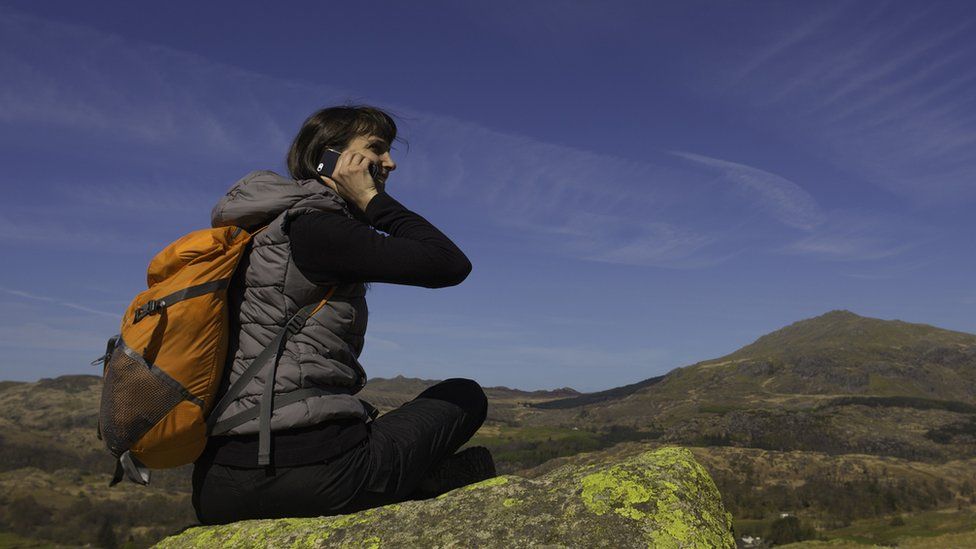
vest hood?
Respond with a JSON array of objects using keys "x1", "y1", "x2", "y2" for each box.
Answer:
[
  {"x1": 211, "y1": 170, "x2": 349, "y2": 230},
  {"x1": 209, "y1": 170, "x2": 371, "y2": 435}
]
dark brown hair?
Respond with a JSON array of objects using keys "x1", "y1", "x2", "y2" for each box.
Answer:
[{"x1": 286, "y1": 105, "x2": 399, "y2": 181}]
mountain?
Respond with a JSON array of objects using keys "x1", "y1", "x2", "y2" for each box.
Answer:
[
  {"x1": 518, "y1": 310, "x2": 976, "y2": 463},
  {"x1": 0, "y1": 373, "x2": 581, "y2": 546},
  {"x1": 714, "y1": 309, "x2": 976, "y2": 398},
  {"x1": 530, "y1": 375, "x2": 666, "y2": 410},
  {"x1": 536, "y1": 310, "x2": 976, "y2": 409},
  {"x1": 357, "y1": 374, "x2": 580, "y2": 415},
  {"x1": 0, "y1": 374, "x2": 195, "y2": 548},
  {"x1": 2, "y1": 310, "x2": 975, "y2": 546}
]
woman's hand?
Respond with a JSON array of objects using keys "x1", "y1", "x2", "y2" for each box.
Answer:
[{"x1": 321, "y1": 149, "x2": 381, "y2": 211}]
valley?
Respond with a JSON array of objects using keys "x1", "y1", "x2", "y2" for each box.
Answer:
[{"x1": 2, "y1": 310, "x2": 975, "y2": 547}]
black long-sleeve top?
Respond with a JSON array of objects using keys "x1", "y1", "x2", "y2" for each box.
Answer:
[
  {"x1": 204, "y1": 192, "x2": 471, "y2": 467},
  {"x1": 290, "y1": 191, "x2": 471, "y2": 287}
]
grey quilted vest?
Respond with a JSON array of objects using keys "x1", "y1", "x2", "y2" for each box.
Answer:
[{"x1": 209, "y1": 170, "x2": 371, "y2": 436}]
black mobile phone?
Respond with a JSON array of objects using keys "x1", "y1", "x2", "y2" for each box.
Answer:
[{"x1": 316, "y1": 148, "x2": 379, "y2": 180}]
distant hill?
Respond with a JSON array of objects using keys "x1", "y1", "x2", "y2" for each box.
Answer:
[
  {"x1": 530, "y1": 374, "x2": 666, "y2": 409},
  {"x1": 358, "y1": 374, "x2": 579, "y2": 414},
  {"x1": 0, "y1": 372, "x2": 581, "y2": 547},
  {"x1": 663, "y1": 309, "x2": 976, "y2": 401},
  {"x1": 530, "y1": 310, "x2": 976, "y2": 411},
  {"x1": 3, "y1": 310, "x2": 975, "y2": 546},
  {"x1": 0, "y1": 373, "x2": 194, "y2": 548},
  {"x1": 352, "y1": 375, "x2": 580, "y2": 428},
  {"x1": 520, "y1": 311, "x2": 976, "y2": 462},
  {"x1": 727, "y1": 309, "x2": 976, "y2": 361}
]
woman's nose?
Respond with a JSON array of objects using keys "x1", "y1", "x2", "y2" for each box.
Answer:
[{"x1": 383, "y1": 153, "x2": 396, "y2": 172}]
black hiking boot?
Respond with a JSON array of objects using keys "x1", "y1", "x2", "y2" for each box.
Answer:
[{"x1": 411, "y1": 446, "x2": 497, "y2": 499}]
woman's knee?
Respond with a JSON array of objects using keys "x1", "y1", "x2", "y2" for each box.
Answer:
[{"x1": 416, "y1": 378, "x2": 487, "y2": 423}]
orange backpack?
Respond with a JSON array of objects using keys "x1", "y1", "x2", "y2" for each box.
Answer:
[
  {"x1": 95, "y1": 226, "x2": 255, "y2": 485},
  {"x1": 97, "y1": 223, "x2": 339, "y2": 485}
]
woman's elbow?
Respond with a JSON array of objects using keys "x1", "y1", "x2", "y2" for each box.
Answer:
[
  {"x1": 429, "y1": 256, "x2": 471, "y2": 288},
  {"x1": 455, "y1": 256, "x2": 473, "y2": 284},
  {"x1": 446, "y1": 256, "x2": 472, "y2": 287}
]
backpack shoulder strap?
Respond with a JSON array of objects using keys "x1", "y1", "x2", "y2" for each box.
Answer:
[{"x1": 207, "y1": 288, "x2": 336, "y2": 465}]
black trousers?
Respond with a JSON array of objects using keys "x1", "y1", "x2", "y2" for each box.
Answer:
[{"x1": 192, "y1": 378, "x2": 488, "y2": 525}]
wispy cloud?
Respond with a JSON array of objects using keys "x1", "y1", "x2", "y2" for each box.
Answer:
[
  {"x1": 818, "y1": 20, "x2": 974, "y2": 110},
  {"x1": 780, "y1": 210, "x2": 925, "y2": 261},
  {"x1": 0, "y1": 7, "x2": 316, "y2": 161},
  {"x1": 731, "y1": 4, "x2": 848, "y2": 84},
  {"x1": 47, "y1": 176, "x2": 223, "y2": 216},
  {"x1": 1, "y1": 7, "x2": 726, "y2": 270},
  {"x1": 6, "y1": 5, "x2": 913, "y2": 273},
  {"x1": 499, "y1": 214, "x2": 727, "y2": 269},
  {"x1": 785, "y1": 232, "x2": 911, "y2": 261},
  {"x1": 0, "y1": 213, "x2": 164, "y2": 253},
  {"x1": 389, "y1": 116, "x2": 738, "y2": 268},
  {"x1": 709, "y1": 4, "x2": 976, "y2": 205},
  {"x1": 0, "y1": 286, "x2": 119, "y2": 318},
  {"x1": 671, "y1": 151, "x2": 824, "y2": 231}
]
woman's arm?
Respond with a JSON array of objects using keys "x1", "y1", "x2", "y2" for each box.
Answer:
[{"x1": 289, "y1": 192, "x2": 472, "y2": 288}]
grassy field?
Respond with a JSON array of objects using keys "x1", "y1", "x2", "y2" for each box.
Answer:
[
  {"x1": 783, "y1": 530, "x2": 976, "y2": 548},
  {"x1": 0, "y1": 531, "x2": 75, "y2": 548},
  {"x1": 778, "y1": 506, "x2": 976, "y2": 548},
  {"x1": 465, "y1": 425, "x2": 609, "y2": 473}
]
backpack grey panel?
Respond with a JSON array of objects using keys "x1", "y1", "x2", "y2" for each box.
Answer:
[
  {"x1": 210, "y1": 170, "x2": 372, "y2": 435},
  {"x1": 212, "y1": 171, "x2": 310, "y2": 231}
]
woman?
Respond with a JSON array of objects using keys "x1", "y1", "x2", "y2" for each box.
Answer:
[{"x1": 192, "y1": 105, "x2": 496, "y2": 525}]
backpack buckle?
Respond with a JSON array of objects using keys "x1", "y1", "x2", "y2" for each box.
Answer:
[
  {"x1": 285, "y1": 315, "x2": 305, "y2": 336},
  {"x1": 133, "y1": 299, "x2": 166, "y2": 323}
]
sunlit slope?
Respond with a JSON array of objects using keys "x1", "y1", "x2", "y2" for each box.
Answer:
[
  {"x1": 715, "y1": 309, "x2": 976, "y2": 397},
  {"x1": 532, "y1": 310, "x2": 976, "y2": 411},
  {"x1": 521, "y1": 311, "x2": 976, "y2": 462}
]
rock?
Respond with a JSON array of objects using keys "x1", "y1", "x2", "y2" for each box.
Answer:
[{"x1": 155, "y1": 446, "x2": 734, "y2": 548}]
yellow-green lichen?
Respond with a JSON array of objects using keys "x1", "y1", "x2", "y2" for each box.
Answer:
[
  {"x1": 329, "y1": 511, "x2": 374, "y2": 530},
  {"x1": 463, "y1": 475, "x2": 509, "y2": 491},
  {"x1": 186, "y1": 527, "x2": 217, "y2": 547},
  {"x1": 154, "y1": 446, "x2": 735, "y2": 548},
  {"x1": 640, "y1": 448, "x2": 735, "y2": 548},
  {"x1": 316, "y1": 510, "x2": 377, "y2": 542},
  {"x1": 577, "y1": 447, "x2": 734, "y2": 547},
  {"x1": 291, "y1": 533, "x2": 325, "y2": 549},
  {"x1": 580, "y1": 465, "x2": 652, "y2": 520}
]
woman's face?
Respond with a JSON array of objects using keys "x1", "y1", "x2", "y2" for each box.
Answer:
[{"x1": 343, "y1": 133, "x2": 396, "y2": 193}]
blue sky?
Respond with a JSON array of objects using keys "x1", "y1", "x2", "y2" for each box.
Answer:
[{"x1": 1, "y1": 1, "x2": 974, "y2": 391}]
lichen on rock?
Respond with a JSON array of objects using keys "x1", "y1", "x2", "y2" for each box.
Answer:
[{"x1": 155, "y1": 446, "x2": 734, "y2": 548}]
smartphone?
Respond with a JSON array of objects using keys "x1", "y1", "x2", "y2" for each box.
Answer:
[{"x1": 316, "y1": 148, "x2": 379, "y2": 180}]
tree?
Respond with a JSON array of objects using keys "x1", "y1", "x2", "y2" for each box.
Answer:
[
  {"x1": 767, "y1": 516, "x2": 813, "y2": 545},
  {"x1": 96, "y1": 518, "x2": 118, "y2": 549}
]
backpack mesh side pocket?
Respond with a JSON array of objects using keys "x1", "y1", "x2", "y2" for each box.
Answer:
[{"x1": 99, "y1": 340, "x2": 187, "y2": 457}]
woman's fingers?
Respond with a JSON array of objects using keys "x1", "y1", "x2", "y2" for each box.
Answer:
[
  {"x1": 339, "y1": 151, "x2": 368, "y2": 174},
  {"x1": 325, "y1": 150, "x2": 379, "y2": 211},
  {"x1": 336, "y1": 152, "x2": 348, "y2": 172},
  {"x1": 352, "y1": 153, "x2": 367, "y2": 169}
]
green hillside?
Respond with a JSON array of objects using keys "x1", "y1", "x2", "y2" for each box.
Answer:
[
  {"x1": 725, "y1": 310, "x2": 976, "y2": 362},
  {"x1": 2, "y1": 310, "x2": 975, "y2": 546},
  {"x1": 0, "y1": 374, "x2": 582, "y2": 547}
]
